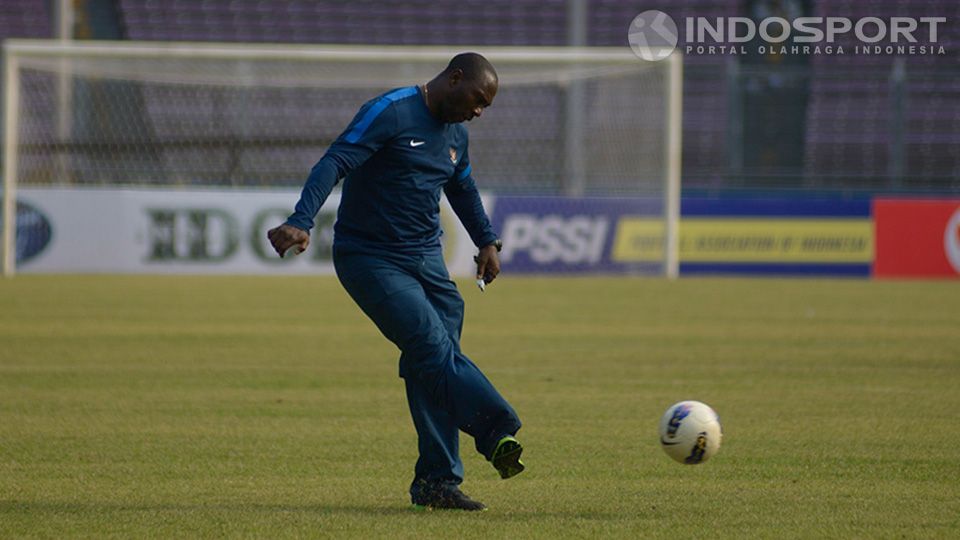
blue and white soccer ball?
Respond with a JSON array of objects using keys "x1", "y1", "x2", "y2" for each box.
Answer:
[{"x1": 658, "y1": 400, "x2": 722, "y2": 464}]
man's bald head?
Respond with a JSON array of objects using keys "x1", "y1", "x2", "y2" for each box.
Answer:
[
  {"x1": 442, "y1": 52, "x2": 498, "y2": 85},
  {"x1": 425, "y1": 53, "x2": 499, "y2": 124}
]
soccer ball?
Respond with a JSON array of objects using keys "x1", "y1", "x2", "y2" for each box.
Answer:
[{"x1": 658, "y1": 400, "x2": 722, "y2": 464}]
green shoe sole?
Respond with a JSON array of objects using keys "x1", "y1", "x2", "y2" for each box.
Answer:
[{"x1": 491, "y1": 436, "x2": 525, "y2": 479}]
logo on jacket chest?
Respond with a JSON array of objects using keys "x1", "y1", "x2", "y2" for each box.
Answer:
[{"x1": 403, "y1": 137, "x2": 458, "y2": 166}]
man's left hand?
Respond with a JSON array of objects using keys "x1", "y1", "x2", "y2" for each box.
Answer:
[{"x1": 475, "y1": 244, "x2": 500, "y2": 284}]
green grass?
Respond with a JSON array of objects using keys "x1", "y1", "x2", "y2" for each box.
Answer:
[{"x1": 1, "y1": 275, "x2": 959, "y2": 538}]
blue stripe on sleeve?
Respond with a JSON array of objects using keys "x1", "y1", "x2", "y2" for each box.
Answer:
[
  {"x1": 343, "y1": 86, "x2": 418, "y2": 144},
  {"x1": 456, "y1": 163, "x2": 472, "y2": 180}
]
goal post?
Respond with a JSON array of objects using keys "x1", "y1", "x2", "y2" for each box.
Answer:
[
  {"x1": 3, "y1": 50, "x2": 21, "y2": 278},
  {"x1": 665, "y1": 51, "x2": 683, "y2": 280},
  {"x1": 2, "y1": 40, "x2": 682, "y2": 277}
]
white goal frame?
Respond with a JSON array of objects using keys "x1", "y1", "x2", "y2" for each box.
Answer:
[{"x1": 2, "y1": 40, "x2": 681, "y2": 277}]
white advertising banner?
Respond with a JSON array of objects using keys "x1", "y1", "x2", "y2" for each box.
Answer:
[{"x1": 17, "y1": 187, "x2": 492, "y2": 276}]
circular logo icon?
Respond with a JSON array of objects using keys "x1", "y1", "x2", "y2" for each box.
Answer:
[
  {"x1": 944, "y1": 207, "x2": 960, "y2": 274},
  {"x1": 628, "y1": 10, "x2": 679, "y2": 62},
  {"x1": 16, "y1": 201, "x2": 53, "y2": 264}
]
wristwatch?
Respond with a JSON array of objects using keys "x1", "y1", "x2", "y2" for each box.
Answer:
[{"x1": 487, "y1": 238, "x2": 502, "y2": 252}]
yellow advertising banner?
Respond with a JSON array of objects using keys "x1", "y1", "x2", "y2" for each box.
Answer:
[{"x1": 612, "y1": 218, "x2": 874, "y2": 263}]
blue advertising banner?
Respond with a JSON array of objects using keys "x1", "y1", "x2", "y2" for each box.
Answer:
[
  {"x1": 490, "y1": 196, "x2": 663, "y2": 274},
  {"x1": 682, "y1": 197, "x2": 871, "y2": 217},
  {"x1": 489, "y1": 196, "x2": 874, "y2": 276}
]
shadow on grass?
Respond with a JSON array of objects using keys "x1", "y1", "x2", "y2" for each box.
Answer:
[
  {"x1": 0, "y1": 500, "x2": 415, "y2": 517},
  {"x1": 0, "y1": 499, "x2": 627, "y2": 520}
]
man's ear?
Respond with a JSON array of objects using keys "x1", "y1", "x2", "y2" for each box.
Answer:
[{"x1": 447, "y1": 68, "x2": 463, "y2": 87}]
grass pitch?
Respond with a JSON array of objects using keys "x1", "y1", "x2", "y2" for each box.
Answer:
[{"x1": 1, "y1": 275, "x2": 958, "y2": 538}]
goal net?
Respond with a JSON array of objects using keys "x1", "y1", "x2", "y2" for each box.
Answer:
[{"x1": 2, "y1": 41, "x2": 681, "y2": 276}]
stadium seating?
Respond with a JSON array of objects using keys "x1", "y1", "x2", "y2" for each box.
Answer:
[
  {"x1": 119, "y1": 0, "x2": 569, "y2": 45},
  {"x1": 803, "y1": 0, "x2": 959, "y2": 189},
  {"x1": 0, "y1": 0, "x2": 52, "y2": 40}
]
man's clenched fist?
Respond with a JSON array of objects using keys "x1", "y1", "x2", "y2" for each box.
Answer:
[{"x1": 267, "y1": 224, "x2": 310, "y2": 258}]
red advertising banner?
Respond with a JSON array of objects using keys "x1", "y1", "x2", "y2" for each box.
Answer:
[{"x1": 874, "y1": 199, "x2": 960, "y2": 278}]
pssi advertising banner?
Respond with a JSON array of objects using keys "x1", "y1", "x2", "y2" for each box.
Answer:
[
  {"x1": 490, "y1": 196, "x2": 874, "y2": 276},
  {"x1": 873, "y1": 199, "x2": 960, "y2": 278},
  {"x1": 491, "y1": 197, "x2": 664, "y2": 274}
]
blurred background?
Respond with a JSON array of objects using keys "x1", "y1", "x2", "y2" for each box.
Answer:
[
  {"x1": 1, "y1": 0, "x2": 958, "y2": 277},
  {"x1": 3, "y1": 0, "x2": 957, "y2": 192}
]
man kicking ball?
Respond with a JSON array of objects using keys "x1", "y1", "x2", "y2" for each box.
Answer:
[{"x1": 267, "y1": 52, "x2": 524, "y2": 511}]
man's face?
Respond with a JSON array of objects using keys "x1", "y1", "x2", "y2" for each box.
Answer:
[{"x1": 442, "y1": 70, "x2": 497, "y2": 123}]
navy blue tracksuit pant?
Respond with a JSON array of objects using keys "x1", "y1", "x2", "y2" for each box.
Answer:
[{"x1": 333, "y1": 246, "x2": 521, "y2": 485}]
